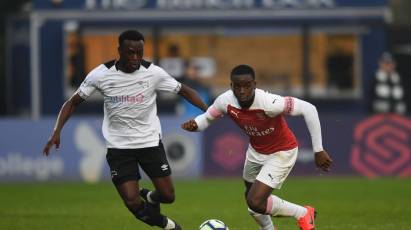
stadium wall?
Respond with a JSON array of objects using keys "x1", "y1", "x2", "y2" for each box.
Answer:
[
  {"x1": 1, "y1": 113, "x2": 410, "y2": 183},
  {"x1": 21, "y1": 0, "x2": 389, "y2": 118}
]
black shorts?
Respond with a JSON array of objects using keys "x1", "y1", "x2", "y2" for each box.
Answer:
[{"x1": 106, "y1": 142, "x2": 171, "y2": 185}]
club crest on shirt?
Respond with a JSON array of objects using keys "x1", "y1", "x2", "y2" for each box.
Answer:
[
  {"x1": 256, "y1": 112, "x2": 266, "y2": 119},
  {"x1": 137, "y1": 81, "x2": 149, "y2": 88}
]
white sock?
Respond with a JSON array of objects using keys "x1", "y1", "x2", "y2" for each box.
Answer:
[
  {"x1": 248, "y1": 208, "x2": 275, "y2": 230},
  {"x1": 147, "y1": 191, "x2": 157, "y2": 204},
  {"x1": 164, "y1": 218, "x2": 176, "y2": 230},
  {"x1": 266, "y1": 195, "x2": 307, "y2": 219}
]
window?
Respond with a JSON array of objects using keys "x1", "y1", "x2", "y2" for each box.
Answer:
[
  {"x1": 158, "y1": 27, "x2": 303, "y2": 96},
  {"x1": 309, "y1": 28, "x2": 361, "y2": 98}
]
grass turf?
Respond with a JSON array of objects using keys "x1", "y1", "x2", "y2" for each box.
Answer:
[{"x1": 0, "y1": 177, "x2": 410, "y2": 230}]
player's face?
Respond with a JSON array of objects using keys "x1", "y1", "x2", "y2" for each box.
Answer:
[
  {"x1": 118, "y1": 39, "x2": 144, "y2": 73},
  {"x1": 231, "y1": 74, "x2": 256, "y2": 104}
]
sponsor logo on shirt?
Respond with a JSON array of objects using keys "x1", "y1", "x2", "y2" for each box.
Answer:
[
  {"x1": 244, "y1": 125, "x2": 275, "y2": 137},
  {"x1": 108, "y1": 93, "x2": 145, "y2": 104}
]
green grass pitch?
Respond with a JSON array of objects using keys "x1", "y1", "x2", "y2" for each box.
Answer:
[{"x1": 1, "y1": 177, "x2": 410, "y2": 229}]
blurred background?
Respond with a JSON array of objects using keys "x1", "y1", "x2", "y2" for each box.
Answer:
[{"x1": 1, "y1": 1, "x2": 411, "y2": 229}]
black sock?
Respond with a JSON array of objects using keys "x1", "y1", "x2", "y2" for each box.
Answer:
[
  {"x1": 133, "y1": 201, "x2": 167, "y2": 227},
  {"x1": 150, "y1": 190, "x2": 161, "y2": 203}
]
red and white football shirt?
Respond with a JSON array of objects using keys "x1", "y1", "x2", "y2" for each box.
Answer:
[{"x1": 208, "y1": 89, "x2": 298, "y2": 155}]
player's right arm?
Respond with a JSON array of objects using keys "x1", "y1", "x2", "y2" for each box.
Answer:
[
  {"x1": 43, "y1": 66, "x2": 101, "y2": 156},
  {"x1": 181, "y1": 94, "x2": 226, "y2": 132},
  {"x1": 181, "y1": 106, "x2": 222, "y2": 132},
  {"x1": 43, "y1": 94, "x2": 84, "y2": 156}
]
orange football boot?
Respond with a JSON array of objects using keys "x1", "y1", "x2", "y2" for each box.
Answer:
[{"x1": 297, "y1": 206, "x2": 316, "y2": 230}]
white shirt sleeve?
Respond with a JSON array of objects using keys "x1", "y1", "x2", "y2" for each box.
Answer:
[
  {"x1": 76, "y1": 66, "x2": 101, "y2": 100},
  {"x1": 266, "y1": 94, "x2": 324, "y2": 153},
  {"x1": 155, "y1": 66, "x2": 182, "y2": 94},
  {"x1": 287, "y1": 97, "x2": 324, "y2": 152},
  {"x1": 194, "y1": 93, "x2": 227, "y2": 131}
]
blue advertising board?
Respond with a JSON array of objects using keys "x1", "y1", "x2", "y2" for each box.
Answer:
[
  {"x1": 202, "y1": 113, "x2": 411, "y2": 178},
  {"x1": 33, "y1": 0, "x2": 387, "y2": 10},
  {"x1": 1, "y1": 113, "x2": 410, "y2": 182},
  {"x1": 0, "y1": 116, "x2": 202, "y2": 182}
]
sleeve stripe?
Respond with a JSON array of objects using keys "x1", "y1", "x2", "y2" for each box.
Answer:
[
  {"x1": 284, "y1": 96, "x2": 294, "y2": 114},
  {"x1": 209, "y1": 106, "x2": 222, "y2": 118}
]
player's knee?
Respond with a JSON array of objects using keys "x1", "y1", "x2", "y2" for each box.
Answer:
[
  {"x1": 246, "y1": 195, "x2": 265, "y2": 214},
  {"x1": 123, "y1": 196, "x2": 142, "y2": 210}
]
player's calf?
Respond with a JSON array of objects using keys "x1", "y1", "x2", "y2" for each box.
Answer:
[
  {"x1": 141, "y1": 187, "x2": 175, "y2": 204},
  {"x1": 157, "y1": 188, "x2": 175, "y2": 204},
  {"x1": 246, "y1": 195, "x2": 267, "y2": 214}
]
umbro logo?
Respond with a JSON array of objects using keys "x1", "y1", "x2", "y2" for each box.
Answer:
[
  {"x1": 110, "y1": 170, "x2": 118, "y2": 178},
  {"x1": 161, "y1": 164, "x2": 169, "y2": 171}
]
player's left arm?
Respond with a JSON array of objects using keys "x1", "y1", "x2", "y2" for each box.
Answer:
[
  {"x1": 178, "y1": 84, "x2": 208, "y2": 112},
  {"x1": 285, "y1": 97, "x2": 333, "y2": 172},
  {"x1": 155, "y1": 66, "x2": 208, "y2": 112}
]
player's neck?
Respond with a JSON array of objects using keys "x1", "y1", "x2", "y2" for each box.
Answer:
[
  {"x1": 239, "y1": 94, "x2": 255, "y2": 109},
  {"x1": 116, "y1": 59, "x2": 139, "y2": 73}
]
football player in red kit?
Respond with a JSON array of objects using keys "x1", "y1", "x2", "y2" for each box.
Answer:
[{"x1": 182, "y1": 65, "x2": 332, "y2": 230}]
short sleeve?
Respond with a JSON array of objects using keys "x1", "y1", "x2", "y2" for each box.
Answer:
[
  {"x1": 155, "y1": 66, "x2": 182, "y2": 93},
  {"x1": 76, "y1": 68, "x2": 100, "y2": 99}
]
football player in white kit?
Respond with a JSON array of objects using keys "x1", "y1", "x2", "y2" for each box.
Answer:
[
  {"x1": 43, "y1": 30, "x2": 208, "y2": 230},
  {"x1": 182, "y1": 65, "x2": 333, "y2": 230}
]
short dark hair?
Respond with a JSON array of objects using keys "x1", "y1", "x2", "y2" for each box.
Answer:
[
  {"x1": 118, "y1": 30, "x2": 145, "y2": 46},
  {"x1": 380, "y1": 51, "x2": 395, "y2": 63},
  {"x1": 230, "y1": 64, "x2": 255, "y2": 80}
]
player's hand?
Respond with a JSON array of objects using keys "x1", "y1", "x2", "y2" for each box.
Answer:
[
  {"x1": 43, "y1": 132, "x2": 61, "y2": 156},
  {"x1": 181, "y1": 119, "x2": 198, "y2": 132},
  {"x1": 314, "y1": 150, "x2": 333, "y2": 172}
]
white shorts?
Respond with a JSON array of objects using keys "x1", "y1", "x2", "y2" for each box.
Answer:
[{"x1": 243, "y1": 147, "x2": 298, "y2": 189}]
